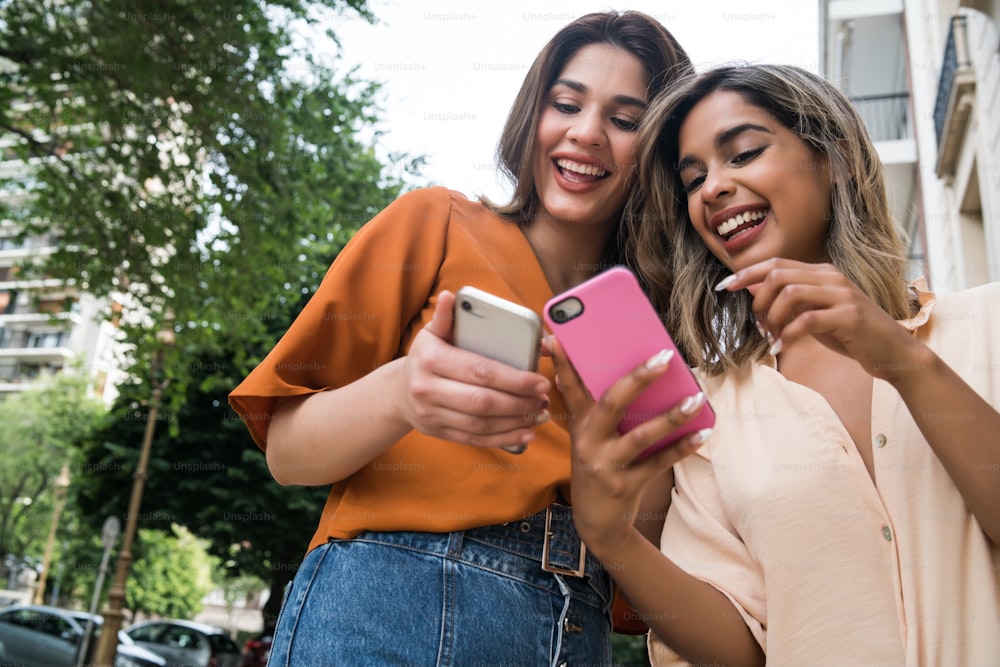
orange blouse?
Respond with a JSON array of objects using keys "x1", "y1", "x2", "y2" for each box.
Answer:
[{"x1": 229, "y1": 187, "x2": 574, "y2": 551}]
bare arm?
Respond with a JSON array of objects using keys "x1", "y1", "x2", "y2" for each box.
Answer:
[
  {"x1": 552, "y1": 339, "x2": 764, "y2": 666},
  {"x1": 727, "y1": 260, "x2": 1000, "y2": 543},
  {"x1": 633, "y1": 470, "x2": 672, "y2": 546},
  {"x1": 266, "y1": 291, "x2": 551, "y2": 486}
]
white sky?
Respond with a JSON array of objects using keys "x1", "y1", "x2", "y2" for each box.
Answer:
[{"x1": 328, "y1": 0, "x2": 821, "y2": 201}]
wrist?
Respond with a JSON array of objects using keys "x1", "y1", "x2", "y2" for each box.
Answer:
[
  {"x1": 581, "y1": 523, "x2": 647, "y2": 566},
  {"x1": 883, "y1": 339, "x2": 939, "y2": 394},
  {"x1": 382, "y1": 357, "x2": 418, "y2": 432}
]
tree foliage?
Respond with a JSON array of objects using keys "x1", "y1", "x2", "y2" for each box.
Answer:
[
  {"x1": 2, "y1": 0, "x2": 423, "y2": 627},
  {"x1": 73, "y1": 339, "x2": 328, "y2": 629},
  {"x1": 0, "y1": 370, "x2": 105, "y2": 561},
  {"x1": 0, "y1": 0, "x2": 417, "y2": 381},
  {"x1": 127, "y1": 525, "x2": 217, "y2": 620}
]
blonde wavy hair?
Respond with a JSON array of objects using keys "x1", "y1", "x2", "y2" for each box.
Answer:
[{"x1": 625, "y1": 64, "x2": 913, "y2": 375}]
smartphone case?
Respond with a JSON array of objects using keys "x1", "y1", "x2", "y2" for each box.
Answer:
[
  {"x1": 454, "y1": 286, "x2": 541, "y2": 371},
  {"x1": 544, "y1": 266, "x2": 714, "y2": 457}
]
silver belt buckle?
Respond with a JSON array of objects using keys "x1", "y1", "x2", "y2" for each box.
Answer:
[{"x1": 541, "y1": 504, "x2": 586, "y2": 577}]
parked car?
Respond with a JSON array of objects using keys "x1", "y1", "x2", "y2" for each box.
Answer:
[
  {"x1": 0, "y1": 603, "x2": 166, "y2": 667},
  {"x1": 239, "y1": 632, "x2": 272, "y2": 667},
  {"x1": 124, "y1": 619, "x2": 241, "y2": 667}
]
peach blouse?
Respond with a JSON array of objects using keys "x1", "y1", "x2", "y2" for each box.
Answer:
[{"x1": 651, "y1": 281, "x2": 1000, "y2": 666}]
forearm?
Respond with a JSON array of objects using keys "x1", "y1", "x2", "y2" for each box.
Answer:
[
  {"x1": 591, "y1": 529, "x2": 764, "y2": 667},
  {"x1": 633, "y1": 469, "x2": 672, "y2": 546},
  {"x1": 266, "y1": 358, "x2": 412, "y2": 486},
  {"x1": 891, "y1": 343, "x2": 1000, "y2": 542}
]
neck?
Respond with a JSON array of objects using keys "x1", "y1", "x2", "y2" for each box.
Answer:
[{"x1": 522, "y1": 217, "x2": 616, "y2": 294}]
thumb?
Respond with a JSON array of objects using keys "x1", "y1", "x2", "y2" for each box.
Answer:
[{"x1": 424, "y1": 290, "x2": 457, "y2": 341}]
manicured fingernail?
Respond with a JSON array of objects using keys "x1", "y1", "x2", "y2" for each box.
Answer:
[
  {"x1": 769, "y1": 338, "x2": 783, "y2": 356},
  {"x1": 645, "y1": 348, "x2": 674, "y2": 370},
  {"x1": 534, "y1": 410, "x2": 551, "y2": 425},
  {"x1": 679, "y1": 392, "x2": 705, "y2": 415},
  {"x1": 754, "y1": 317, "x2": 766, "y2": 337},
  {"x1": 714, "y1": 275, "x2": 737, "y2": 291},
  {"x1": 690, "y1": 428, "x2": 713, "y2": 446},
  {"x1": 538, "y1": 396, "x2": 550, "y2": 409},
  {"x1": 502, "y1": 443, "x2": 527, "y2": 454}
]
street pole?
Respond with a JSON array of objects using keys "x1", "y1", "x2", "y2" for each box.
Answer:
[
  {"x1": 91, "y1": 321, "x2": 173, "y2": 667},
  {"x1": 32, "y1": 465, "x2": 71, "y2": 605}
]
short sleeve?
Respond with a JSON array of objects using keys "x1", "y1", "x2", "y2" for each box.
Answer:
[
  {"x1": 228, "y1": 187, "x2": 454, "y2": 449},
  {"x1": 649, "y1": 448, "x2": 767, "y2": 662}
]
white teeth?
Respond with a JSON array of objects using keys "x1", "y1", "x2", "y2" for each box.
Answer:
[
  {"x1": 556, "y1": 158, "x2": 607, "y2": 177},
  {"x1": 716, "y1": 209, "x2": 767, "y2": 237}
]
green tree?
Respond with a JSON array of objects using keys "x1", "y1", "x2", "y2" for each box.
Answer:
[
  {"x1": 0, "y1": 371, "x2": 105, "y2": 561},
  {"x1": 0, "y1": 0, "x2": 417, "y2": 392},
  {"x1": 73, "y1": 340, "x2": 328, "y2": 630},
  {"x1": 127, "y1": 524, "x2": 217, "y2": 620}
]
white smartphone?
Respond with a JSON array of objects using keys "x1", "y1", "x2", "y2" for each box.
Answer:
[{"x1": 453, "y1": 286, "x2": 541, "y2": 371}]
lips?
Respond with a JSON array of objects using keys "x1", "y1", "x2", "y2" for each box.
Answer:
[
  {"x1": 716, "y1": 207, "x2": 769, "y2": 240},
  {"x1": 555, "y1": 157, "x2": 608, "y2": 183}
]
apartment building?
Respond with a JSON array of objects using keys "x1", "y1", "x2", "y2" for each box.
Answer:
[
  {"x1": 820, "y1": 0, "x2": 1000, "y2": 292},
  {"x1": 0, "y1": 124, "x2": 123, "y2": 404}
]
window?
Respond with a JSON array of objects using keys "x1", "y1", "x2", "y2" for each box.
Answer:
[
  {"x1": 26, "y1": 331, "x2": 67, "y2": 348},
  {"x1": 210, "y1": 634, "x2": 240, "y2": 653},
  {"x1": 127, "y1": 623, "x2": 163, "y2": 643},
  {"x1": 163, "y1": 626, "x2": 205, "y2": 650}
]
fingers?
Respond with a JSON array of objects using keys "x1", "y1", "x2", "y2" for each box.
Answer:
[
  {"x1": 424, "y1": 290, "x2": 457, "y2": 341},
  {"x1": 715, "y1": 261, "x2": 855, "y2": 347},
  {"x1": 569, "y1": 347, "x2": 710, "y2": 466},
  {"x1": 614, "y1": 389, "x2": 711, "y2": 465},
  {"x1": 548, "y1": 335, "x2": 594, "y2": 417}
]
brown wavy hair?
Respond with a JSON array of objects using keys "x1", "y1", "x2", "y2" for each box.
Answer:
[
  {"x1": 482, "y1": 11, "x2": 692, "y2": 262},
  {"x1": 625, "y1": 64, "x2": 913, "y2": 375}
]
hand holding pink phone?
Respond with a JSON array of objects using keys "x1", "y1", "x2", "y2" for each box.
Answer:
[{"x1": 544, "y1": 266, "x2": 714, "y2": 458}]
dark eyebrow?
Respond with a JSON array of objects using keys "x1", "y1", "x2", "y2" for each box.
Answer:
[
  {"x1": 552, "y1": 78, "x2": 647, "y2": 109},
  {"x1": 676, "y1": 122, "x2": 773, "y2": 173}
]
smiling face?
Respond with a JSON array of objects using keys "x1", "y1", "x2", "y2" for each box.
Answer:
[
  {"x1": 532, "y1": 43, "x2": 650, "y2": 232},
  {"x1": 677, "y1": 90, "x2": 833, "y2": 271}
]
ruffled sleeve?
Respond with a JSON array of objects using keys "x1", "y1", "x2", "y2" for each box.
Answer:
[{"x1": 898, "y1": 276, "x2": 936, "y2": 333}]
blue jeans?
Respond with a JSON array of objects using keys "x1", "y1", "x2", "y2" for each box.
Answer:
[{"x1": 267, "y1": 504, "x2": 613, "y2": 666}]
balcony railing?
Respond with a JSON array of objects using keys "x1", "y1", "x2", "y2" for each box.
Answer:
[
  {"x1": 934, "y1": 16, "x2": 976, "y2": 176},
  {"x1": 934, "y1": 17, "x2": 971, "y2": 143},
  {"x1": 850, "y1": 93, "x2": 911, "y2": 142}
]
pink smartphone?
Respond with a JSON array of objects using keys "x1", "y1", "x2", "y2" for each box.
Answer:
[{"x1": 544, "y1": 266, "x2": 714, "y2": 458}]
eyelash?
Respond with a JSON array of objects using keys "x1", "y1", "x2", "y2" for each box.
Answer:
[
  {"x1": 551, "y1": 102, "x2": 640, "y2": 132},
  {"x1": 681, "y1": 147, "x2": 767, "y2": 193}
]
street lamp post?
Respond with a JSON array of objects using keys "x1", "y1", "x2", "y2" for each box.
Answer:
[
  {"x1": 91, "y1": 319, "x2": 175, "y2": 667},
  {"x1": 31, "y1": 464, "x2": 71, "y2": 605}
]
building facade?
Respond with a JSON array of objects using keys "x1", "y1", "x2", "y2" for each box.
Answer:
[
  {"x1": 820, "y1": 0, "x2": 1000, "y2": 292},
  {"x1": 0, "y1": 127, "x2": 123, "y2": 404}
]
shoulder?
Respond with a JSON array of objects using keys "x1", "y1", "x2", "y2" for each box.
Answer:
[
  {"x1": 931, "y1": 282, "x2": 1000, "y2": 323},
  {"x1": 364, "y1": 187, "x2": 497, "y2": 232},
  {"x1": 389, "y1": 186, "x2": 480, "y2": 213}
]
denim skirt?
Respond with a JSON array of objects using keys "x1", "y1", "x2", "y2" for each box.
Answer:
[{"x1": 267, "y1": 503, "x2": 613, "y2": 666}]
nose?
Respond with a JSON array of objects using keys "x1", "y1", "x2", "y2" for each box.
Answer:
[
  {"x1": 699, "y1": 167, "x2": 734, "y2": 203},
  {"x1": 567, "y1": 109, "x2": 605, "y2": 148}
]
